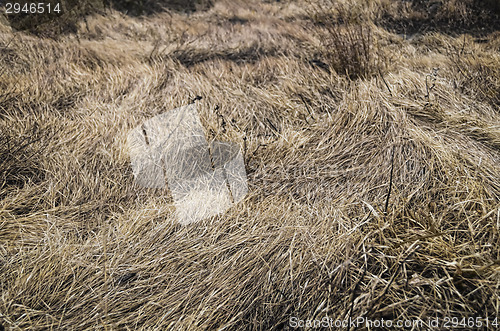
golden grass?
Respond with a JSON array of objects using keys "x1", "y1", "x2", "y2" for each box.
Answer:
[{"x1": 1, "y1": 0, "x2": 499, "y2": 329}]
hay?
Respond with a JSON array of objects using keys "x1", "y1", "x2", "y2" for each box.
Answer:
[{"x1": 1, "y1": 0, "x2": 499, "y2": 329}]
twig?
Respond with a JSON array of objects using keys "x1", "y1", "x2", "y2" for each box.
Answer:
[
  {"x1": 243, "y1": 136, "x2": 247, "y2": 159},
  {"x1": 252, "y1": 143, "x2": 267, "y2": 157},
  {"x1": 346, "y1": 259, "x2": 367, "y2": 331},
  {"x1": 363, "y1": 244, "x2": 419, "y2": 318},
  {"x1": 299, "y1": 94, "x2": 316, "y2": 121},
  {"x1": 424, "y1": 68, "x2": 438, "y2": 103},
  {"x1": 384, "y1": 145, "x2": 395, "y2": 214},
  {"x1": 266, "y1": 118, "x2": 278, "y2": 134},
  {"x1": 379, "y1": 69, "x2": 392, "y2": 97},
  {"x1": 190, "y1": 95, "x2": 202, "y2": 103},
  {"x1": 215, "y1": 105, "x2": 226, "y2": 133}
]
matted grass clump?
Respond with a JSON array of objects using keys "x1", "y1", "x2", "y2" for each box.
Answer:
[{"x1": 0, "y1": 0, "x2": 499, "y2": 329}]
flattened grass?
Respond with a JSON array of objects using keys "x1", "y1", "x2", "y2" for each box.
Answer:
[{"x1": 0, "y1": 0, "x2": 499, "y2": 329}]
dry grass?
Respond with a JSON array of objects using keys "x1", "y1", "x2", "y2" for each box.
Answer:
[
  {"x1": 1, "y1": 0, "x2": 499, "y2": 329},
  {"x1": 378, "y1": 0, "x2": 500, "y2": 35}
]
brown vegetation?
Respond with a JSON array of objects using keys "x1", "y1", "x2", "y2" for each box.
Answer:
[{"x1": 0, "y1": 0, "x2": 499, "y2": 329}]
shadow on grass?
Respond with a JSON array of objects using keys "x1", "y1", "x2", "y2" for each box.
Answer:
[
  {"x1": 377, "y1": 0, "x2": 500, "y2": 37},
  {"x1": 168, "y1": 44, "x2": 284, "y2": 67},
  {"x1": 1, "y1": 0, "x2": 213, "y2": 38},
  {"x1": 108, "y1": 0, "x2": 213, "y2": 16}
]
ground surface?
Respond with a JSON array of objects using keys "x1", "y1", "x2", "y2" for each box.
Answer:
[{"x1": 0, "y1": 0, "x2": 499, "y2": 329}]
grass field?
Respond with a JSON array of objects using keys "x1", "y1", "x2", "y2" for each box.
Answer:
[{"x1": 1, "y1": 0, "x2": 499, "y2": 329}]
